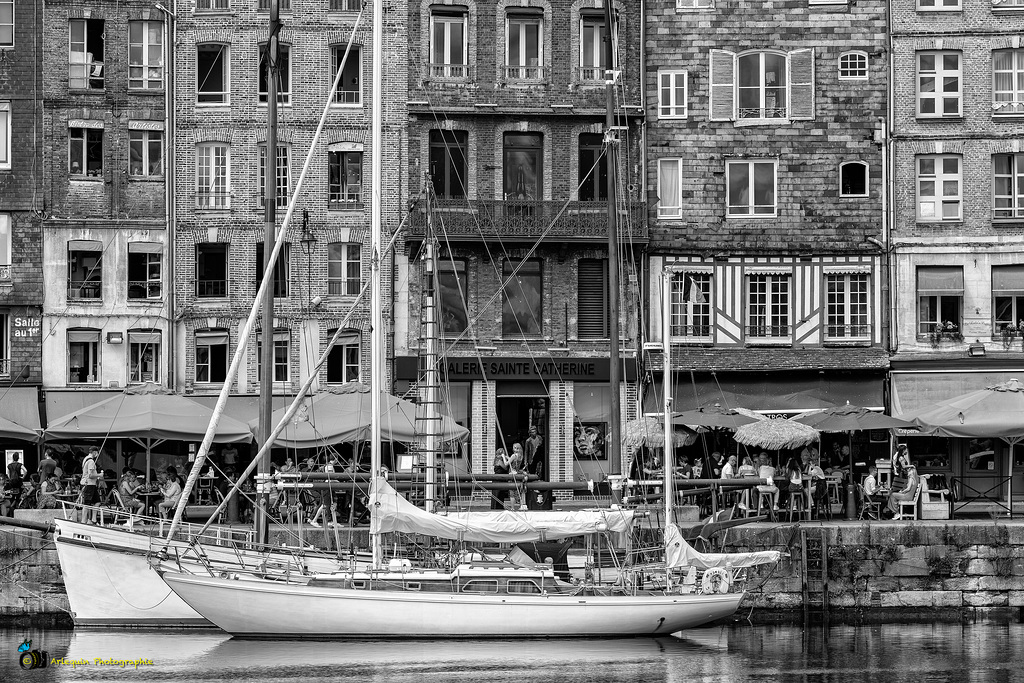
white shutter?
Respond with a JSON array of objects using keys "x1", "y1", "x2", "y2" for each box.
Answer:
[
  {"x1": 709, "y1": 49, "x2": 736, "y2": 121},
  {"x1": 788, "y1": 48, "x2": 815, "y2": 120}
]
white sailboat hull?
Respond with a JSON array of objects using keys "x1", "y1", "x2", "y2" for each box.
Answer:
[
  {"x1": 161, "y1": 570, "x2": 744, "y2": 637},
  {"x1": 53, "y1": 519, "x2": 351, "y2": 627}
]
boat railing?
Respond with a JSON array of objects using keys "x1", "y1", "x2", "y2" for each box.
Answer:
[{"x1": 55, "y1": 501, "x2": 255, "y2": 548}]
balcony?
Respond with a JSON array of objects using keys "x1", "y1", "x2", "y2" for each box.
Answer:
[
  {"x1": 503, "y1": 65, "x2": 546, "y2": 81},
  {"x1": 68, "y1": 279, "x2": 101, "y2": 300},
  {"x1": 407, "y1": 199, "x2": 648, "y2": 243},
  {"x1": 426, "y1": 63, "x2": 475, "y2": 82}
]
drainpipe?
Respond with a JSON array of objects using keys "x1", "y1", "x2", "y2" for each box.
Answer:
[{"x1": 156, "y1": 2, "x2": 177, "y2": 388}]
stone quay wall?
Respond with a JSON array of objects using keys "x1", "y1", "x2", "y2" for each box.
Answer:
[{"x1": 4, "y1": 516, "x2": 1024, "y2": 624}]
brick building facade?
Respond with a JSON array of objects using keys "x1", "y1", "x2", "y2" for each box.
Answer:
[
  {"x1": 643, "y1": 1, "x2": 890, "y2": 464},
  {"x1": 889, "y1": 0, "x2": 1024, "y2": 500},
  {"x1": 397, "y1": 0, "x2": 645, "y2": 485},
  {"x1": 171, "y1": 1, "x2": 407, "y2": 416},
  {"x1": 0, "y1": 0, "x2": 45, "y2": 443},
  {"x1": 36, "y1": 1, "x2": 169, "y2": 425}
]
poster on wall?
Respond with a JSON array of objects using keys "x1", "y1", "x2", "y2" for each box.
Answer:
[{"x1": 573, "y1": 423, "x2": 606, "y2": 460}]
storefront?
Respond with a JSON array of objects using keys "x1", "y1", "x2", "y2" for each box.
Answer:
[
  {"x1": 891, "y1": 365, "x2": 1024, "y2": 501},
  {"x1": 395, "y1": 356, "x2": 638, "y2": 485}
]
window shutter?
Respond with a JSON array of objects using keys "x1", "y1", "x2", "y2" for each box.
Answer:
[
  {"x1": 709, "y1": 50, "x2": 736, "y2": 122},
  {"x1": 577, "y1": 259, "x2": 609, "y2": 339},
  {"x1": 788, "y1": 48, "x2": 815, "y2": 120}
]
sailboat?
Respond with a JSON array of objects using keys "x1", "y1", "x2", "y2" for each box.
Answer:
[
  {"x1": 48, "y1": 4, "x2": 379, "y2": 627},
  {"x1": 155, "y1": 1, "x2": 781, "y2": 636}
]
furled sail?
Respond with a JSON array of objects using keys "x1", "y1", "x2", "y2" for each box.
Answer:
[
  {"x1": 370, "y1": 477, "x2": 634, "y2": 543},
  {"x1": 663, "y1": 524, "x2": 782, "y2": 570}
]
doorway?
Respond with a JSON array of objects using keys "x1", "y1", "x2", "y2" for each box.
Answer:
[{"x1": 495, "y1": 394, "x2": 548, "y2": 477}]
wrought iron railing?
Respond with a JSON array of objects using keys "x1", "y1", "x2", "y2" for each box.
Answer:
[
  {"x1": 196, "y1": 190, "x2": 230, "y2": 210},
  {"x1": 0, "y1": 265, "x2": 10, "y2": 281},
  {"x1": 825, "y1": 324, "x2": 871, "y2": 339},
  {"x1": 127, "y1": 281, "x2": 162, "y2": 300},
  {"x1": 671, "y1": 324, "x2": 712, "y2": 338},
  {"x1": 407, "y1": 199, "x2": 648, "y2": 241},
  {"x1": 746, "y1": 324, "x2": 790, "y2": 338},
  {"x1": 196, "y1": 280, "x2": 227, "y2": 298},
  {"x1": 68, "y1": 280, "x2": 101, "y2": 300}
]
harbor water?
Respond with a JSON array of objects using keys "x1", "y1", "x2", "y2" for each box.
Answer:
[{"x1": 1, "y1": 622, "x2": 1021, "y2": 681}]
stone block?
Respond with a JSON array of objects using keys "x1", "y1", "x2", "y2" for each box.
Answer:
[
  {"x1": 963, "y1": 591, "x2": 1009, "y2": 607},
  {"x1": 941, "y1": 577, "x2": 983, "y2": 591},
  {"x1": 977, "y1": 576, "x2": 1020, "y2": 591},
  {"x1": 966, "y1": 559, "x2": 996, "y2": 576},
  {"x1": 885, "y1": 556, "x2": 929, "y2": 577},
  {"x1": 1008, "y1": 591, "x2": 1024, "y2": 607}
]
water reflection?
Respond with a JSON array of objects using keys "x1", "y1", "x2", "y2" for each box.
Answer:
[{"x1": 1, "y1": 622, "x2": 1021, "y2": 682}]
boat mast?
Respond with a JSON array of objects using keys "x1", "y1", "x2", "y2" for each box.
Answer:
[
  {"x1": 603, "y1": 0, "x2": 622, "y2": 495},
  {"x1": 423, "y1": 183, "x2": 440, "y2": 512},
  {"x1": 370, "y1": 0, "x2": 384, "y2": 568},
  {"x1": 256, "y1": 0, "x2": 281, "y2": 547},
  {"x1": 662, "y1": 270, "x2": 673, "y2": 589}
]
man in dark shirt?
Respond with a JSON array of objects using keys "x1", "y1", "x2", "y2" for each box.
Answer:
[{"x1": 38, "y1": 450, "x2": 58, "y2": 480}]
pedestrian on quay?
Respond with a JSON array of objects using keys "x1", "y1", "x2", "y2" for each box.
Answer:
[
  {"x1": 38, "y1": 449, "x2": 58, "y2": 480},
  {"x1": 525, "y1": 426, "x2": 545, "y2": 480},
  {"x1": 78, "y1": 447, "x2": 101, "y2": 523}
]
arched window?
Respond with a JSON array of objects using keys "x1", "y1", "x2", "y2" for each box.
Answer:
[
  {"x1": 838, "y1": 51, "x2": 868, "y2": 80},
  {"x1": 839, "y1": 161, "x2": 869, "y2": 198}
]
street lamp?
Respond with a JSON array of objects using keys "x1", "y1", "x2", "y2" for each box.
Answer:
[{"x1": 299, "y1": 209, "x2": 317, "y2": 311}]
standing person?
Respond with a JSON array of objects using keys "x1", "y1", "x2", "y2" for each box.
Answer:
[
  {"x1": 710, "y1": 452, "x2": 726, "y2": 478},
  {"x1": 78, "y1": 447, "x2": 101, "y2": 523},
  {"x1": 491, "y1": 447, "x2": 512, "y2": 510},
  {"x1": 38, "y1": 450, "x2": 58, "y2": 480},
  {"x1": 525, "y1": 426, "x2": 545, "y2": 479},
  {"x1": 510, "y1": 443, "x2": 527, "y2": 508},
  {"x1": 892, "y1": 443, "x2": 911, "y2": 479},
  {"x1": 6, "y1": 453, "x2": 26, "y2": 484},
  {"x1": 220, "y1": 443, "x2": 239, "y2": 470}
]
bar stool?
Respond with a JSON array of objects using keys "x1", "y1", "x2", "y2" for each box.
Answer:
[
  {"x1": 787, "y1": 489, "x2": 808, "y2": 522},
  {"x1": 755, "y1": 489, "x2": 777, "y2": 522}
]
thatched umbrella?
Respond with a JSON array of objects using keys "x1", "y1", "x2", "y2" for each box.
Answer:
[
  {"x1": 733, "y1": 417, "x2": 820, "y2": 451},
  {"x1": 622, "y1": 416, "x2": 697, "y2": 455}
]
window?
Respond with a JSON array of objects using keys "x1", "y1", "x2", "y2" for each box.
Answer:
[
  {"x1": 658, "y1": 70, "x2": 688, "y2": 119},
  {"x1": 918, "y1": 0, "x2": 960, "y2": 10},
  {"x1": 709, "y1": 49, "x2": 814, "y2": 121},
  {"x1": 129, "y1": 21, "x2": 163, "y2": 89},
  {"x1": 657, "y1": 159, "x2": 682, "y2": 219},
  {"x1": 0, "y1": 213, "x2": 10, "y2": 281},
  {"x1": 676, "y1": 0, "x2": 714, "y2": 8},
  {"x1": 196, "y1": 0, "x2": 230, "y2": 9},
  {"x1": 579, "y1": 14, "x2": 607, "y2": 82},
  {"x1": 916, "y1": 155, "x2": 961, "y2": 221},
  {"x1": 993, "y1": 49, "x2": 1024, "y2": 117},
  {"x1": 746, "y1": 273, "x2": 791, "y2": 340},
  {"x1": 430, "y1": 10, "x2": 469, "y2": 79},
  {"x1": 68, "y1": 329, "x2": 100, "y2": 384},
  {"x1": 330, "y1": 0, "x2": 362, "y2": 10},
  {"x1": 259, "y1": 144, "x2": 290, "y2": 209},
  {"x1": 196, "y1": 143, "x2": 230, "y2": 209},
  {"x1": 197, "y1": 44, "x2": 229, "y2": 104},
  {"x1": 995, "y1": 154, "x2": 1024, "y2": 219},
  {"x1": 502, "y1": 259, "x2": 542, "y2": 337},
  {"x1": 328, "y1": 150, "x2": 362, "y2": 207},
  {"x1": 993, "y1": 266, "x2": 1024, "y2": 335},
  {"x1": 917, "y1": 52, "x2": 961, "y2": 117},
  {"x1": 727, "y1": 160, "x2": 777, "y2": 217},
  {"x1": 69, "y1": 127, "x2": 103, "y2": 177},
  {"x1": 437, "y1": 257, "x2": 468, "y2": 336},
  {"x1": 825, "y1": 273, "x2": 870, "y2": 340},
  {"x1": 670, "y1": 272, "x2": 711, "y2": 339},
  {"x1": 326, "y1": 329, "x2": 360, "y2": 383},
  {"x1": 461, "y1": 580, "x2": 499, "y2": 594},
  {"x1": 68, "y1": 241, "x2": 102, "y2": 300},
  {"x1": 0, "y1": 0, "x2": 12, "y2": 47},
  {"x1": 917, "y1": 266, "x2": 963, "y2": 335},
  {"x1": 0, "y1": 101, "x2": 9, "y2": 171},
  {"x1": 128, "y1": 330, "x2": 161, "y2": 383},
  {"x1": 507, "y1": 580, "x2": 542, "y2": 594},
  {"x1": 331, "y1": 45, "x2": 362, "y2": 105},
  {"x1": 195, "y1": 330, "x2": 229, "y2": 383},
  {"x1": 327, "y1": 242, "x2": 361, "y2": 296},
  {"x1": 255, "y1": 243, "x2": 290, "y2": 298},
  {"x1": 196, "y1": 243, "x2": 228, "y2": 297},
  {"x1": 258, "y1": 0, "x2": 292, "y2": 9},
  {"x1": 127, "y1": 243, "x2": 162, "y2": 300},
  {"x1": 505, "y1": 10, "x2": 543, "y2": 80},
  {"x1": 578, "y1": 258, "x2": 609, "y2": 339},
  {"x1": 578, "y1": 133, "x2": 607, "y2": 202},
  {"x1": 129, "y1": 130, "x2": 162, "y2": 176},
  {"x1": 838, "y1": 51, "x2": 868, "y2": 80},
  {"x1": 69, "y1": 19, "x2": 104, "y2": 90},
  {"x1": 502, "y1": 133, "x2": 542, "y2": 201},
  {"x1": 839, "y1": 161, "x2": 868, "y2": 198},
  {"x1": 258, "y1": 43, "x2": 291, "y2": 105},
  {"x1": 257, "y1": 331, "x2": 290, "y2": 383},
  {"x1": 429, "y1": 130, "x2": 468, "y2": 200}
]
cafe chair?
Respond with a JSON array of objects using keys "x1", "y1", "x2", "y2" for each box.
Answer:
[
  {"x1": 858, "y1": 484, "x2": 881, "y2": 520},
  {"x1": 786, "y1": 489, "x2": 808, "y2": 522}
]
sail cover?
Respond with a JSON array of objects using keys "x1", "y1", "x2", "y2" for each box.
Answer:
[
  {"x1": 370, "y1": 477, "x2": 634, "y2": 543},
  {"x1": 663, "y1": 524, "x2": 782, "y2": 570}
]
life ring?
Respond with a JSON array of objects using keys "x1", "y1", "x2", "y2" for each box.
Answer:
[{"x1": 700, "y1": 567, "x2": 730, "y2": 594}]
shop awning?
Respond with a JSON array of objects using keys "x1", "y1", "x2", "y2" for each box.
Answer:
[
  {"x1": 891, "y1": 370, "x2": 1024, "y2": 415},
  {"x1": 0, "y1": 387, "x2": 43, "y2": 438},
  {"x1": 188, "y1": 394, "x2": 294, "y2": 425},
  {"x1": 45, "y1": 390, "x2": 122, "y2": 427},
  {"x1": 646, "y1": 372, "x2": 885, "y2": 415}
]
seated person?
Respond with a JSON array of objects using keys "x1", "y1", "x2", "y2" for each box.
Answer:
[
  {"x1": 118, "y1": 469, "x2": 146, "y2": 517},
  {"x1": 755, "y1": 453, "x2": 780, "y2": 510},
  {"x1": 737, "y1": 456, "x2": 757, "y2": 477},
  {"x1": 674, "y1": 455, "x2": 693, "y2": 479},
  {"x1": 156, "y1": 473, "x2": 182, "y2": 521},
  {"x1": 863, "y1": 465, "x2": 880, "y2": 499},
  {"x1": 37, "y1": 473, "x2": 63, "y2": 509},
  {"x1": 886, "y1": 465, "x2": 920, "y2": 520}
]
